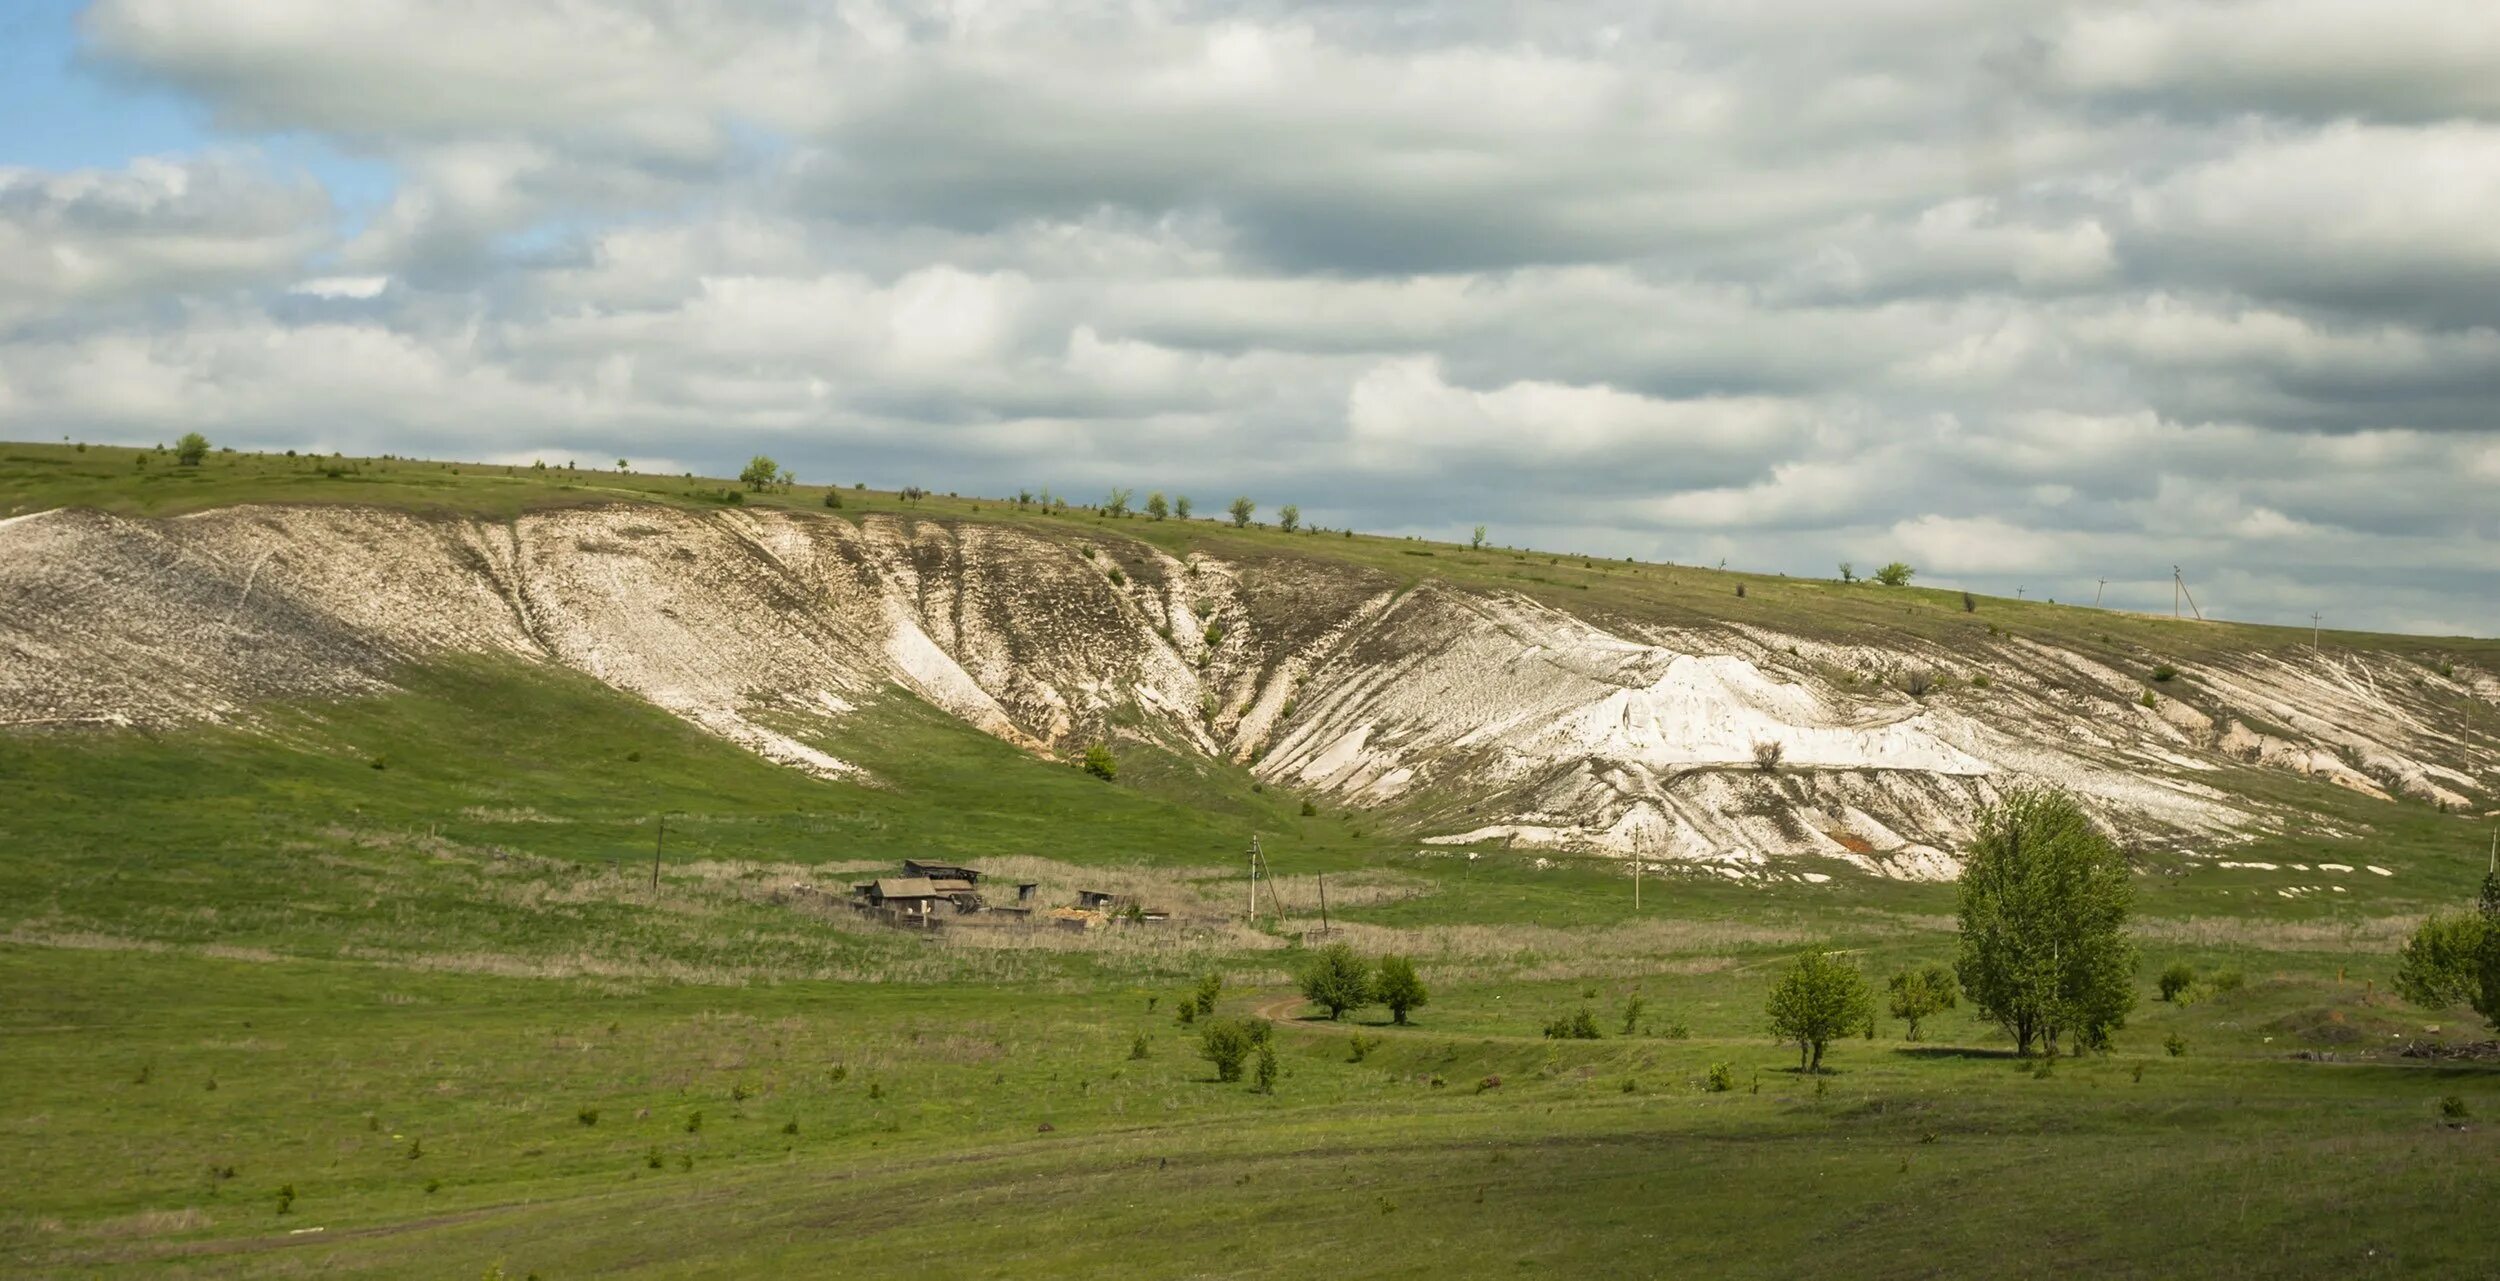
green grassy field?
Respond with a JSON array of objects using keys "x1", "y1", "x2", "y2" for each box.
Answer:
[{"x1": 5, "y1": 442, "x2": 2499, "y2": 1277}]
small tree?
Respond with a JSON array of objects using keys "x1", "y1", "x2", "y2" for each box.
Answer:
[
  {"x1": 1145, "y1": 492, "x2": 1169, "y2": 520},
  {"x1": 1837, "y1": 562, "x2": 1855, "y2": 584},
  {"x1": 1253, "y1": 1042, "x2": 1279, "y2": 1094},
  {"x1": 1190, "y1": 973, "x2": 1223, "y2": 1018},
  {"x1": 1081, "y1": 743, "x2": 1117, "y2": 782},
  {"x1": 1277, "y1": 504, "x2": 1300, "y2": 533},
  {"x1": 2158, "y1": 962, "x2": 2196, "y2": 1002},
  {"x1": 1954, "y1": 787, "x2": 2137, "y2": 1055},
  {"x1": 616, "y1": 458, "x2": 629, "y2": 473},
  {"x1": 1228, "y1": 496, "x2": 1255, "y2": 528},
  {"x1": 2395, "y1": 908, "x2": 2497, "y2": 1029},
  {"x1": 1200, "y1": 1019, "x2": 1257, "y2": 1082},
  {"x1": 1471, "y1": 525, "x2": 1487, "y2": 551},
  {"x1": 1874, "y1": 561, "x2": 1915, "y2": 587},
  {"x1": 1886, "y1": 963, "x2": 1959, "y2": 1040},
  {"x1": 739, "y1": 455, "x2": 781, "y2": 491},
  {"x1": 1299, "y1": 943, "x2": 1373, "y2": 1020},
  {"x1": 175, "y1": 432, "x2": 210, "y2": 466},
  {"x1": 1375, "y1": 954, "x2": 1428, "y2": 1025},
  {"x1": 1766, "y1": 950, "x2": 1873, "y2": 1072},
  {"x1": 1105, "y1": 487, "x2": 1133, "y2": 517},
  {"x1": 1175, "y1": 495, "x2": 1193, "y2": 520}
]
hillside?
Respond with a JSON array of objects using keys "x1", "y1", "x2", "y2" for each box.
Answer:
[{"x1": 6, "y1": 441, "x2": 2497, "y2": 886}]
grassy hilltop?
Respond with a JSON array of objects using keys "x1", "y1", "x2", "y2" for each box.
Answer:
[{"x1": 3, "y1": 439, "x2": 2498, "y2": 1278}]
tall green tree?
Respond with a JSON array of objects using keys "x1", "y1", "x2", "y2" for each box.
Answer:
[
  {"x1": 738, "y1": 455, "x2": 781, "y2": 491},
  {"x1": 1174, "y1": 495, "x2": 1193, "y2": 520},
  {"x1": 1277, "y1": 504, "x2": 1300, "y2": 533},
  {"x1": 175, "y1": 432, "x2": 210, "y2": 466},
  {"x1": 1766, "y1": 949, "x2": 1873, "y2": 1072},
  {"x1": 1298, "y1": 942, "x2": 1373, "y2": 1020},
  {"x1": 1228, "y1": 496, "x2": 1256, "y2": 528},
  {"x1": 1144, "y1": 491, "x2": 1168, "y2": 520},
  {"x1": 1374, "y1": 954, "x2": 1428, "y2": 1025},
  {"x1": 1954, "y1": 787, "x2": 2137, "y2": 1055}
]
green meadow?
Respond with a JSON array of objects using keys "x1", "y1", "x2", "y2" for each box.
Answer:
[{"x1": 3, "y1": 443, "x2": 2497, "y2": 1277}]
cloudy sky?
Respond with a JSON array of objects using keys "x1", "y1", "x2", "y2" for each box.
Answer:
[{"x1": 4, "y1": 1, "x2": 2497, "y2": 635}]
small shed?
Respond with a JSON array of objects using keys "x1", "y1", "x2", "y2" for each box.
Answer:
[
  {"x1": 904, "y1": 859, "x2": 982, "y2": 884},
  {"x1": 865, "y1": 877, "x2": 944, "y2": 916},
  {"x1": 1075, "y1": 889, "x2": 1120, "y2": 911}
]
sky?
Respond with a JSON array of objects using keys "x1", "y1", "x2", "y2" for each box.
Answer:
[{"x1": 2, "y1": 2, "x2": 2497, "y2": 636}]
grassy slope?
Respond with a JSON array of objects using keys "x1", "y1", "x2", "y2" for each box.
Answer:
[{"x1": 6, "y1": 440, "x2": 2500, "y2": 1277}]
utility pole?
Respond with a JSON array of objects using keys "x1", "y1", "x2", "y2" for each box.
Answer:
[
  {"x1": 1246, "y1": 834, "x2": 1260, "y2": 924},
  {"x1": 1317, "y1": 871, "x2": 1330, "y2": 935},
  {"x1": 2094, "y1": 578, "x2": 2107, "y2": 607},
  {"x1": 651, "y1": 813, "x2": 667, "y2": 892},
  {"x1": 1633, "y1": 849, "x2": 1642, "y2": 911},
  {"x1": 2173, "y1": 567, "x2": 2203, "y2": 622},
  {"x1": 2311, "y1": 611, "x2": 2323, "y2": 652}
]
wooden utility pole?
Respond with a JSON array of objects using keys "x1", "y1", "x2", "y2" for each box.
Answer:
[
  {"x1": 652, "y1": 813, "x2": 666, "y2": 892},
  {"x1": 1633, "y1": 850, "x2": 1642, "y2": 911},
  {"x1": 1246, "y1": 835, "x2": 1260, "y2": 924},
  {"x1": 2311, "y1": 612, "x2": 2323, "y2": 652},
  {"x1": 2094, "y1": 578, "x2": 2107, "y2": 607},
  {"x1": 2173, "y1": 567, "x2": 2203, "y2": 622},
  {"x1": 1317, "y1": 872, "x2": 1330, "y2": 935}
]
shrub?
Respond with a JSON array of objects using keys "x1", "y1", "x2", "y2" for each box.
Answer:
[
  {"x1": 1081, "y1": 743, "x2": 1118, "y2": 782},
  {"x1": 2151, "y1": 663, "x2": 2180, "y2": 683},
  {"x1": 175, "y1": 431, "x2": 210, "y2": 466},
  {"x1": 1705, "y1": 1063, "x2": 1734, "y2": 1092},
  {"x1": 1299, "y1": 943, "x2": 1374, "y2": 1020},
  {"x1": 782, "y1": 1120, "x2": 799, "y2": 1135},
  {"x1": 1191, "y1": 973, "x2": 1223, "y2": 1018},
  {"x1": 1278, "y1": 504, "x2": 1301, "y2": 533},
  {"x1": 2158, "y1": 963, "x2": 2196, "y2": 1002},
  {"x1": 1620, "y1": 994, "x2": 1647, "y2": 1036},
  {"x1": 822, "y1": 489, "x2": 843, "y2": 508},
  {"x1": 1104, "y1": 487, "x2": 1133, "y2": 517},
  {"x1": 1543, "y1": 1007, "x2": 1602, "y2": 1039},
  {"x1": 1374, "y1": 954, "x2": 1428, "y2": 1025},
  {"x1": 1175, "y1": 495, "x2": 1193, "y2": 519},
  {"x1": 2441, "y1": 1095, "x2": 2470, "y2": 1122},
  {"x1": 1767, "y1": 950, "x2": 1874, "y2": 1071},
  {"x1": 684, "y1": 1111, "x2": 702, "y2": 1133},
  {"x1": 1228, "y1": 496, "x2": 1256, "y2": 528},
  {"x1": 1145, "y1": 492, "x2": 1168, "y2": 520},
  {"x1": 1886, "y1": 963, "x2": 1959, "y2": 1041},
  {"x1": 1962, "y1": 591, "x2": 1977, "y2": 612},
  {"x1": 1253, "y1": 1043, "x2": 1279, "y2": 1094},
  {"x1": 275, "y1": 1183, "x2": 295, "y2": 1215},
  {"x1": 1661, "y1": 1020, "x2": 1691, "y2": 1040},
  {"x1": 1837, "y1": 562, "x2": 1855, "y2": 583},
  {"x1": 1472, "y1": 525, "x2": 1488, "y2": 551},
  {"x1": 577, "y1": 1107, "x2": 599, "y2": 1127},
  {"x1": 1348, "y1": 1033, "x2": 1379, "y2": 1063},
  {"x1": 1299, "y1": 799, "x2": 1317, "y2": 817},
  {"x1": 1129, "y1": 1032, "x2": 1150, "y2": 1060},
  {"x1": 2164, "y1": 1034, "x2": 2187, "y2": 1057},
  {"x1": 738, "y1": 455, "x2": 780, "y2": 491},
  {"x1": 1752, "y1": 739, "x2": 1785, "y2": 771},
  {"x1": 1901, "y1": 668, "x2": 1934, "y2": 698},
  {"x1": 1873, "y1": 561, "x2": 1914, "y2": 587},
  {"x1": 2210, "y1": 969, "x2": 2245, "y2": 994},
  {"x1": 1199, "y1": 1018, "x2": 1259, "y2": 1082},
  {"x1": 1474, "y1": 1074, "x2": 1501, "y2": 1093}
]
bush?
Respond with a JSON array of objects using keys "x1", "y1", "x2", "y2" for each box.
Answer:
[
  {"x1": 738, "y1": 455, "x2": 780, "y2": 491},
  {"x1": 1253, "y1": 1043, "x2": 1279, "y2": 1094},
  {"x1": 1130, "y1": 1032, "x2": 1150, "y2": 1060},
  {"x1": 2210, "y1": 969, "x2": 2245, "y2": 994},
  {"x1": 1705, "y1": 1062, "x2": 1734, "y2": 1092},
  {"x1": 1299, "y1": 943, "x2": 1374, "y2": 1020},
  {"x1": 175, "y1": 431, "x2": 210, "y2": 466},
  {"x1": 1228, "y1": 496, "x2": 1256, "y2": 528},
  {"x1": 1348, "y1": 1033, "x2": 1379, "y2": 1062},
  {"x1": 1752, "y1": 739, "x2": 1784, "y2": 771},
  {"x1": 1191, "y1": 973, "x2": 1223, "y2": 1018},
  {"x1": 1767, "y1": 950, "x2": 1874, "y2": 1072},
  {"x1": 1081, "y1": 743, "x2": 1117, "y2": 782},
  {"x1": 1199, "y1": 1018, "x2": 1261, "y2": 1082},
  {"x1": 1543, "y1": 1007, "x2": 1602, "y2": 1039},
  {"x1": 1962, "y1": 590, "x2": 1977, "y2": 612},
  {"x1": 821, "y1": 489, "x2": 843, "y2": 508},
  {"x1": 2158, "y1": 963, "x2": 2196, "y2": 1002},
  {"x1": 1278, "y1": 504, "x2": 1301, "y2": 533},
  {"x1": 2164, "y1": 1034, "x2": 2187, "y2": 1057},
  {"x1": 1901, "y1": 668, "x2": 1934, "y2": 698},
  {"x1": 1620, "y1": 994, "x2": 1647, "y2": 1036},
  {"x1": 1299, "y1": 799, "x2": 1317, "y2": 817},
  {"x1": 1374, "y1": 954, "x2": 1428, "y2": 1025},
  {"x1": 1873, "y1": 561, "x2": 1914, "y2": 587},
  {"x1": 577, "y1": 1107, "x2": 599, "y2": 1127},
  {"x1": 1886, "y1": 963, "x2": 1959, "y2": 1040},
  {"x1": 2151, "y1": 663, "x2": 2179, "y2": 682},
  {"x1": 1145, "y1": 492, "x2": 1168, "y2": 520},
  {"x1": 2441, "y1": 1095, "x2": 2470, "y2": 1122}
]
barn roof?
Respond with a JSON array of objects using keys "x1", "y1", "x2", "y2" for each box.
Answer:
[{"x1": 874, "y1": 877, "x2": 939, "y2": 898}]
